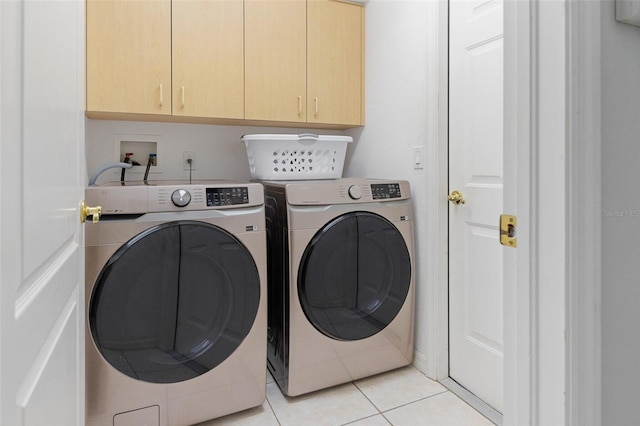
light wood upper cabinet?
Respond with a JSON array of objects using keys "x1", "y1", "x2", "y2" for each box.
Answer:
[
  {"x1": 86, "y1": 0, "x2": 171, "y2": 115},
  {"x1": 245, "y1": 0, "x2": 307, "y2": 122},
  {"x1": 308, "y1": 0, "x2": 364, "y2": 126},
  {"x1": 245, "y1": 0, "x2": 364, "y2": 126},
  {"x1": 86, "y1": 0, "x2": 364, "y2": 128},
  {"x1": 172, "y1": 0, "x2": 244, "y2": 119}
]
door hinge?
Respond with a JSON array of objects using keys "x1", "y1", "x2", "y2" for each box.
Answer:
[{"x1": 499, "y1": 214, "x2": 517, "y2": 248}]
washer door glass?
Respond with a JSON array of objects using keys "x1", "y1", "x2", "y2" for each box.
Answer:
[
  {"x1": 89, "y1": 221, "x2": 260, "y2": 383},
  {"x1": 298, "y1": 212, "x2": 411, "y2": 341}
]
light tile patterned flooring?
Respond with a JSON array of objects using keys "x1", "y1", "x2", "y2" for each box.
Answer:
[{"x1": 200, "y1": 366, "x2": 495, "y2": 426}]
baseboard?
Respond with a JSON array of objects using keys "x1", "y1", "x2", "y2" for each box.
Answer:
[{"x1": 412, "y1": 349, "x2": 433, "y2": 378}]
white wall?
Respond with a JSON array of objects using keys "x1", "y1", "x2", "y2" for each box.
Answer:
[
  {"x1": 85, "y1": 120, "x2": 342, "y2": 184},
  {"x1": 85, "y1": 0, "x2": 439, "y2": 376},
  {"x1": 344, "y1": 0, "x2": 439, "y2": 375},
  {"x1": 601, "y1": 1, "x2": 640, "y2": 424}
]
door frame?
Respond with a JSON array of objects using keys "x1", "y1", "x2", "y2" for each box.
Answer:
[
  {"x1": 565, "y1": 1, "x2": 602, "y2": 425},
  {"x1": 432, "y1": 1, "x2": 602, "y2": 425}
]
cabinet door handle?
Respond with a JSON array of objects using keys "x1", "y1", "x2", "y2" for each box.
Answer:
[
  {"x1": 181, "y1": 86, "x2": 185, "y2": 108},
  {"x1": 314, "y1": 97, "x2": 318, "y2": 116},
  {"x1": 298, "y1": 96, "x2": 302, "y2": 115},
  {"x1": 159, "y1": 84, "x2": 163, "y2": 107}
]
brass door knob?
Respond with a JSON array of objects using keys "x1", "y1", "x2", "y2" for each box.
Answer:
[
  {"x1": 80, "y1": 200, "x2": 102, "y2": 223},
  {"x1": 448, "y1": 190, "x2": 465, "y2": 205}
]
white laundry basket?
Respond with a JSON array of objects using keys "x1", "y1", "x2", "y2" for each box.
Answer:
[{"x1": 241, "y1": 133, "x2": 353, "y2": 180}]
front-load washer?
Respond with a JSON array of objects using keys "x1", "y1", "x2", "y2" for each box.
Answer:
[
  {"x1": 84, "y1": 181, "x2": 267, "y2": 426},
  {"x1": 263, "y1": 178, "x2": 415, "y2": 396}
]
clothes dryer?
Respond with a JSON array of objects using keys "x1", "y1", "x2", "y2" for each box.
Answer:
[
  {"x1": 263, "y1": 178, "x2": 415, "y2": 396},
  {"x1": 85, "y1": 181, "x2": 267, "y2": 426}
]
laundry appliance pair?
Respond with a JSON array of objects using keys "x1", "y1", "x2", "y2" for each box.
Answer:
[{"x1": 84, "y1": 177, "x2": 416, "y2": 425}]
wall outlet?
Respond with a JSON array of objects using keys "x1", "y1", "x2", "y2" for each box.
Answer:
[{"x1": 183, "y1": 151, "x2": 196, "y2": 171}]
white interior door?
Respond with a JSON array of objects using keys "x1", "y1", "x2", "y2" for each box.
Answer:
[
  {"x1": 448, "y1": 0, "x2": 504, "y2": 413},
  {"x1": 0, "y1": 1, "x2": 85, "y2": 425}
]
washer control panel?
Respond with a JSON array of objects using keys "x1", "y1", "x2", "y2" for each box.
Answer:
[
  {"x1": 206, "y1": 187, "x2": 249, "y2": 206},
  {"x1": 371, "y1": 183, "x2": 402, "y2": 200},
  {"x1": 86, "y1": 181, "x2": 264, "y2": 214}
]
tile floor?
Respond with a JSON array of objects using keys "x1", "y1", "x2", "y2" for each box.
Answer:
[{"x1": 200, "y1": 366, "x2": 495, "y2": 426}]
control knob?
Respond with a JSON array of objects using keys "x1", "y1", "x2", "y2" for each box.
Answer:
[
  {"x1": 171, "y1": 189, "x2": 192, "y2": 207},
  {"x1": 348, "y1": 185, "x2": 363, "y2": 200}
]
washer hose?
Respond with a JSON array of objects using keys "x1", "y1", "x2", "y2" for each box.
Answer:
[{"x1": 88, "y1": 162, "x2": 133, "y2": 186}]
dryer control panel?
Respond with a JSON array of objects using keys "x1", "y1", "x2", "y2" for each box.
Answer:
[
  {"x1": 282, "y1": 178, "x2": 411, "y2": 206},
  {"x1": 371, "y1": 183, "x2": 402, "y2": 200}
]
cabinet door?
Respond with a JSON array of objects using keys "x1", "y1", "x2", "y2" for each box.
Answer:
[
  {"x1": 307, "y1": 0, "x2": 364, "y2": 126},
  {"x1": 173, "y1": 0, "x2": 244, "y2": 119},
  {"x1": 86, "y1": 0, "x2": 171, "y2": 115},
  {"x1": 245, "y1": 0, "x2": 307, "y2": 122}
]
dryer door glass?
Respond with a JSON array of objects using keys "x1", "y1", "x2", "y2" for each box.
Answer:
[
  {"x1": 89, "y1": 221, "x2": 260, "y2": 383},
  {"x1": 298, "y1": 212, "x2": 411, "y2": 341}
]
